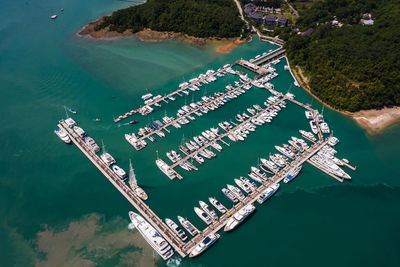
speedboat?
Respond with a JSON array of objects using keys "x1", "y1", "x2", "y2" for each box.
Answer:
[
  {"x1": 165, "y1": 218, "x2": 187, "y2": 241},
  {"x1": 189, "y1": 233, "x2": 220, "y2": 258},
  {"x1": 112, "y1": 165, "x2": 127, "y2": 180},
  {"x1": 129, "y1": 211, "x2": 174, "y2": 260},
  {"x1": 194, "y1": 207, "x2": 212, "y2": 225},
  {"x1": 177, "y1": 216, "x2": 199, "y2": 236},
  {"x1": 54, "y1": 128, "x2": 71, "y2": 144}
]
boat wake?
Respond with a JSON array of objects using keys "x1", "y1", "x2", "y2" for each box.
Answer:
[
  {"x1": 128, "y1": 222, "x2": 136, "y2": 230},
  {"x1": 166, "y1": 255, "x2": 182, "y2": 267}
]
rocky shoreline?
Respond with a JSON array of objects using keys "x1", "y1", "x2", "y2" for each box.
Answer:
[
  {"x1": 292, "y1": 65, "x2": 400, "y2": 135},
  {"x1": 77, "y1": 17, "x2": 246, "y2": 53}
]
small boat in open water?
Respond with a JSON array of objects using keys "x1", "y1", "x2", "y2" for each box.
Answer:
[{"x1": 129, "y1": 120, "x2": 138, "y2": 125}]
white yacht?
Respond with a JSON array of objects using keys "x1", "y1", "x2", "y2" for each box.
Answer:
[
  {"x1": 73, "y1": 126, "x2": 86, "y2": 138},
  {"x1": 269, "y1": 154, "x2": 286, "y2": 168},
  {"x1": 177, "y1": 216, "x2": 199, "y2": 236},
  {"x1": 257, "y1": 183, "x2": 280, "y2": 204},
  {"x1": 189, "y1": 233, "x2": 220, "y2": 258},
  {"x1": 64, "y1": 118, "x2": 77, "y2": 128},
  {"x1": 284, "y1": 165, "x2": 302, "y2": 183},
  {"x1": 128, "y1": 159, "x2": 148, "y2": 200},
  {"x1": 320, "y1": 122, "x2": 330, "y2": 134},
  {"x1": 199, "y1": 201, "x2": 218, "y2": 220},
  {"x1": 165, "y1": 218, "x2": 187, "y2": 241},
  {"x1": 234, "y1": 178, "x2": 252, "y2": 194},
  {"x1": 155, "y1": 159, "x2": 176, "y2": 180},
  {"x1": 328, "y1": 136, "x2": 339, "y2": 146},
  {"x1": 299, "y1": 129, "x2": 317, "y2": 142},
  {"x1": 240, "y1": 176, "x2": 257, "y2": 191},
  {"x1": 84, "y1": 136, "x2": 100, "y2": 152},
  {"x1": 194, "y1": 207, "x2": 212, "y2": 225},
  {"x1": 101, "y1": 152, "x2": 116, "y2": 166},
  {"x1": 208, "y1": 197, "x2": 227, "y2": 214},
  {"x1": 112, "y1": 165, "x2": 126, "y2": 179},
  {"x1": 222, "y1": 188, "x2": 239, "y2": 203},
  {"x1": 227, "y1": 184, "x2": 245, "y2": 200},
  {"x1": 54, "y1": 128, "x2": 71, "y2": 144},
  {"x1": 305, "y1": 110, "x2": 313, "y2": 119},
  {"x1": 129, "y1": 212, "x2": 173, "y2": 260},
  {"x1": 248, "y1": 172, "x2": 263, "y2": 184},
  {"x1": 309, "y1": 120, "x2": 318, "y2": 134},
  {"x1": 224, "y1": 204, "x2": 255, "y2": 231}
]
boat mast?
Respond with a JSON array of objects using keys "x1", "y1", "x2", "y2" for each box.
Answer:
[
  {"x1": 129, "y1": 159, "x2": 137, "y2": 185},
  {"x1": 101, "y1": 139, "x2": 106, "y2": 153},
  {"x1": 64, "y1": 105, "x2": 69, "y2": 119}
]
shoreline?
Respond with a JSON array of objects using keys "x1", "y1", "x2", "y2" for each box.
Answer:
[
  {"x1": 291, "y1": 64, "x2": 400, "y2": 135},
  {"x1": 77, "y1": 17, "x2": 246, "y2": 54}
]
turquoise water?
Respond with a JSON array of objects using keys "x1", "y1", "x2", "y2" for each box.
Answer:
[{"x1": 1, "y1": 0, "x2": 400, "y2": 266}]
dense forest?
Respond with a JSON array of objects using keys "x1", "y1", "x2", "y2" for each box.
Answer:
[
  {"x1": 284, "y1": 0, "x2": 400, "y2": 111},
  {"x1": 241, "y1": 0, "x2": 283, "y2": 8},
  {"x1": 95, "y1": 0, "x2": 245, "y2": 38}
]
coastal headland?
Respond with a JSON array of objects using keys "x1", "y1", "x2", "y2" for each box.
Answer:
[
  {"x1": 78, "y1": 17, "x2": 246, "y2": 54},
  {"x1": 292, "y1": 65, "x2": 400, "y2": 135}
]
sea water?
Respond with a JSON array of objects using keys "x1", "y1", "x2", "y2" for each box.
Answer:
[{"x1": 0, "y1": 0, "x2": 400, "y2": 266}]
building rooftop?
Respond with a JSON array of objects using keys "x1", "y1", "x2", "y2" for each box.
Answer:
[
  {"x1": 264, "y1": 15, "x2": 277, "y2": 22},
  {"x1": 277, "y1": 17, "x2": 288, "y2": 24},
  {"x1": 301, "y1": 28, "x2": 314, "y2": 36}
]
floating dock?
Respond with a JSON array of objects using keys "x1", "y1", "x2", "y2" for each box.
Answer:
[
  {"x1": 128, "y1": 80, "x2": 254, "y2": 149},
  {"x1": 59, "y1": 47, "x2": 356, "y2": 259},
  {"x1": 58, "y1": 122, "x2": 187, "y2": 257},
  {"x1": 168, "y1": 97, "x2": 288, "y2": 177},
  {"x1": 114, "y1": 65, "x2": 233, "y2": 122}
]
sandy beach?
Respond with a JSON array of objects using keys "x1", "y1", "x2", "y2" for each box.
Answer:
[
  {"x1": 292, "y1": 65, "x2": 400, "y2": 134},
  {"x1": 78, "y1": 17, "x2": 245, "y2": 53}
]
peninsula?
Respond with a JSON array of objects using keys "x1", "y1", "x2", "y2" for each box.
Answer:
[
  {"x1": 282, "y1": 0, "x2": 400, "y2": 133},
  {"x1": 79, "y1": 0, "x2": 247, "y2": 52}
]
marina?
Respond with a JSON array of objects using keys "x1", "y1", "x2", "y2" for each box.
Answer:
[
  {"x1": 55, "y1": 46, "x2": 357, "y2": 259},
  {"x1": 57, "y1": 76, "x2": 356, "y2": 259}
]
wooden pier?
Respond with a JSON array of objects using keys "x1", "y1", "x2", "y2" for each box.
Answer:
[
  {"x1": 129, "y1": 80, "x2": 253, "y2": 147},
  {"x1": 169, "y1": 97, "x2": 288, "y2": 173},
  {"x1": 253, "y1": 49, "x2": 286, "y2": 66},
  {"x1": 58, "y1": 122, "x2": 187, "y2": 257},
  {"x1": 61, "y1": 114, "x2": 339, "y2": 257},
  {"x1": 114, "y1": 65, "x2": 233, "y2": 122},
  {"x1": 182, "y1": 138, "x2": 330, "y2": 255}
]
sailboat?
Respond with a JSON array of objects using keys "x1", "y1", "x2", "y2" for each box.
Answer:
[{"x1": 128, "y1": 159, "x2": 148, "y2": 200}]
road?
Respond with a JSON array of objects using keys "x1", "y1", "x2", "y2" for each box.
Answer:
[{"x1": 233, "y1": 0, "x2": 249, "y2": 27}]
